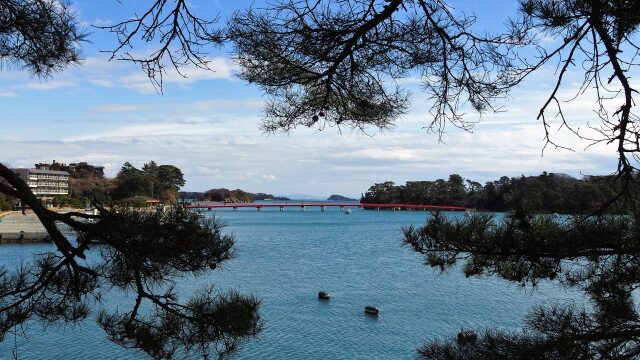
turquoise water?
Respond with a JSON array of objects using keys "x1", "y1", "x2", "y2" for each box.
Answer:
[{"x1": 0, "y1": 208, "x2": 578, "y2": 359}]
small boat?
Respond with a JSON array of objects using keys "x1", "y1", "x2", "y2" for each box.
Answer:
[
  {"x1": 364, "y1": 306, "x2": 379, "y2": 316},
  {"x1": 344, "y1": 208, "x2": 352, "y2": 214},
  {"x1": 318, "y1": 291, "x2": 331, "y2": 300}
]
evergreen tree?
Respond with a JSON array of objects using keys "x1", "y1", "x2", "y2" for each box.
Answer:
[{"x1": 227, "y1": 0, "x2": 639, "y2": 357}]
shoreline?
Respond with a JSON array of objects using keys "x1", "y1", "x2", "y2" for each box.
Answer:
[{"x1": 0, "y1": 211, "x2": 50, "y2": 243}]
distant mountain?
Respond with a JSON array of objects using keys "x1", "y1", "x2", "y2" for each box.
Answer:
[
  {"x1": 327, "y1": 194, "x2": 357, "y2": 201},
  {"x1": 276, "y1": 194, "x2": 326, "y2": 200}
]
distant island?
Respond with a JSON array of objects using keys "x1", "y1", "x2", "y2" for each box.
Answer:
[
  {"x1": 327, "y1": 194, "x2": 357, "y2": 201},
  {"x1": 179, "y1": 189, "x2": 289, "y2": 203},
  {"x1": 253, "y1": 193, "x2": 291, "y2": 201}
]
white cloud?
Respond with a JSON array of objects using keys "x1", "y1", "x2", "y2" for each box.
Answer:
[
  {"x1": 1, "y1": 55, "x2": 239, "y2": 96},
  {"x1": 87, "y1": 103, "x2": 153, "y2": 113},
  {"x1": 88, "y1": 97, "x2": 263, "y2": 114},
  {"x1": 83, "y1": 57, "x2": 239, "y2": 94},
  {"x1": 23, "y1": 80, "x2": 78, "y2": 91},
  {"x1": 92, "y1": 18, "x2": 114, "y2": 26},
  {"x1": 0, "y1": 43, "x2": 631, "y2": 197},
  {"x1": 0, "y1": 113, "x2": 618, "y2": 197},
  {"x1": 64, "y1": 122, "x2": 227, "y2": 141},
  {"x1": 350, "y1": 148, "x2": 423, "y2": 161}
]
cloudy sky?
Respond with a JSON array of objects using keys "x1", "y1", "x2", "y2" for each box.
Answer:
[{"x1": 0, "y1": 0, "x2": 628, "y2": 197}]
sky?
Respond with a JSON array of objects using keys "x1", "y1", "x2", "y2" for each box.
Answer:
[{"x1": 0, "y1": 0, "x2": 630, "y2": 198}]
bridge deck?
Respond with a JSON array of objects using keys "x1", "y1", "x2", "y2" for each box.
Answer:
[{"x1": 185, "y1": 203, "x2": 466, "y2": 211}]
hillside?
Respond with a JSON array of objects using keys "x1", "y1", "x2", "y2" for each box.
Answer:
[{"x1": 327, "y1": 194, "x2": 357, "y2": 201}]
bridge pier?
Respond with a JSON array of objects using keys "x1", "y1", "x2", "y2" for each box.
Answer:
[{"x1": 186, "y1": 202, "x2": 466, "y2": 212}]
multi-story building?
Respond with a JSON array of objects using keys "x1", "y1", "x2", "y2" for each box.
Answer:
[
  {"x1": 35, "y1": 160, "x2": 105, "y2": 179},
  {"x1": 12, "y1": 167, "x2": 70, "y2": 201}
]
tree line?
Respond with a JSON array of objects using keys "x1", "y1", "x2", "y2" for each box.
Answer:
[
  {"x1": 180, "y1": 189, "x2": 289, "y2": 203},
  {"x1": 53, "y1": 161, "x2": 185, "y2": 208},
  {"x1": 362, "y1": 172, "x2": 631, "y2": 213}
]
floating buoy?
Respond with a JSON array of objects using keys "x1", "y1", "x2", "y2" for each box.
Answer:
[
  {"x1": 457, "y1": 330, "x2": 477, "y2": 343},
  {"x1": 318, "y1": 291, "x2": 331, "y2": 300},
  {"x1": 364, "y1": 306, "x2": 379, "y2": 316}
]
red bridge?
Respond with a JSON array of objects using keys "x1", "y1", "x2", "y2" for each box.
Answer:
[{"x1": 185, "y1": 202, "x2": 466, "y2": 211}]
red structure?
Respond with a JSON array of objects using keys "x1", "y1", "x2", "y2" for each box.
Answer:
[{"x1": 185, "y1": 202, "x2": 466, "y2": 211}]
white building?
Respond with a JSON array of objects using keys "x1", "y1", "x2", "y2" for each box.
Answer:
[{"x1": 12, "y1": 168, "x2": 70, "y2": 201}]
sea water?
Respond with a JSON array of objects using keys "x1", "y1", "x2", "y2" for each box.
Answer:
[{"x1": 0, "y1": 207, "x2": 579, "y2": 359}]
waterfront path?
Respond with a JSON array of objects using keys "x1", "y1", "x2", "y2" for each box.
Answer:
[{"x1": 0, "y1": 212, "x2": 50, "y2": 243}]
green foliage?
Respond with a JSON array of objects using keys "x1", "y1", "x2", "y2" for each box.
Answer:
[
  {"x1": 0, "y1": 0, "x2": 86, "y2": 77},
  {"x1": 203, "y1": 189, "x2": 254, "y2": 203},
  {"x1": 156, "y1": 165, "x2": 185, "y2": 192},
  {"x1": 362, "y1": 172, "x2": 630, "y2": 213},
  {"x1": 86, "y1": 207, "x2": 261, "y2": 359},
  {"x1": 113, "y1": 161, "x2": 185, "y2": 202},
  {"x1": 253, "y1": 193, "x2": 289, "y2": 201},
  {"x1": 52, "y1": 195, "x2": 87, "y2": 209},
  {"x1": 0, "y1": 193, "x2": 13, "y2": 210},
  {"x1": 404, "y1": 209, "x2": 640, "y2": 358},
  {"x1": 227, "y1": 0, "x2": 518, "y2": 135},
  {"x1": 113, "y1": 162, "x2": 148, "y2": 199},
  {"x1": 0, "y1": 204, "x2": 261, "y2": 359}
]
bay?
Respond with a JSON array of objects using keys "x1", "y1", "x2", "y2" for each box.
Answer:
[{"x1": 0, "y1": 206, "x2": 578, "y2": 359}]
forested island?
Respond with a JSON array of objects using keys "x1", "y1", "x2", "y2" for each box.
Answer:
[
  {"x1": 179, "y1": 189, "x2": 290, "y2": 203},
  {"x1": 327, "y1": 194, "x2": 357, "y2": 201},
  {"x1": 361, "y1": 172, "x2": 632, "y2": 214}
]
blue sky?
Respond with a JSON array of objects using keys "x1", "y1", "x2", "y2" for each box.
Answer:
[{"x1": 0, "y1": 1, "x2": 624, "y2": 197}]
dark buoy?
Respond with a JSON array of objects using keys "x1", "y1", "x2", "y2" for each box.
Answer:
[
  {"x1": 364, "y1": 306, "x2": 379, "y2": 316},
  {"x1": 318, "y1": 291, "x2": 331, "y2": 300},
  {"x1": 457, "y1": 330, "x2": 477, "y2": 344}
]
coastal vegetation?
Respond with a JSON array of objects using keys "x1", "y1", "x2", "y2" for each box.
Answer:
[
  {"x1": 203, "y1": 188, "x2": 255, "y2": 203},
  {"x1": 179, "y1": 189, "x2": 290, "y2": 203},
  {"x1": 227, "y1": 0, "x2": 640, "y2": 358},
  {"x1": 327, "y1": 195, "x2": 357, "y2": 201},
  {"x1": 111, "y1": 161, "x2": 185, "y2": 204},
  {"x1": 0, "y1": 194, "x2": 13, "y2": 211},
  {"x1": 253, "y1": 193, "x2": 290, "y2": 201},
  {"x1": 51, "y1": 161, "x2": 186, "y2": 208},
  {"x1": 362, "y1": 172, "x2": 631, "y2": 214}
]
